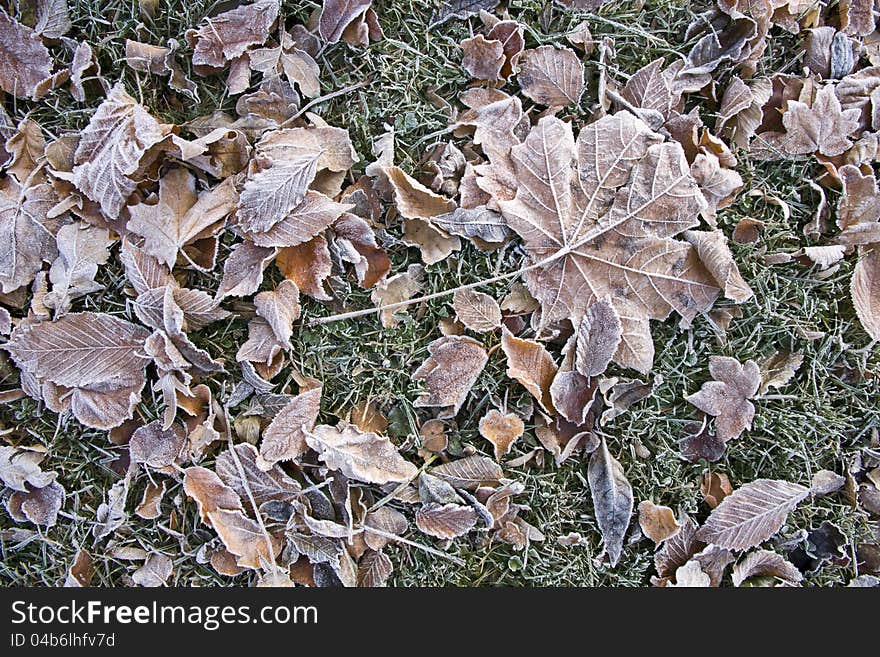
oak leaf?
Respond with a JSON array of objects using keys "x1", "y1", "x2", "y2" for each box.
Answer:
[{"x1": 686, "y1": 356, "x2": 760, "y2": 443}]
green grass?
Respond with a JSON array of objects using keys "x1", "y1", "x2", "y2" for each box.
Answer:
[{"x1": 1, "y1": 0, "x2": 878, "y2": 587}]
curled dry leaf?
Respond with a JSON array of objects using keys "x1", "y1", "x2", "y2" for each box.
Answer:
[
  {"x1": 132, "y1": 553, "x2": 173, "y2": 587},
  {"x1": 370, "y1": 263, "x2": 423, "y2": 327},
  {"x1": 453, "y1": 289, "x2": 501, "y2": 332},
  {"x1": 696, "y1": 478, "x2": 810, "y2": 551},
  {"x1": 332, "y1": 212, "x2": 390, "y2": 288},
  {"x1": 478, "y1": 409, "x2": 524, "y2": 461},
  {"x1": 588, "y1": 438, "x2": 633, "y2": 567},
  {"x1": 501, "y1": 328, "x2": 557, "y2": 413},
  {"x1": 412, "y1": 335, "x2": 488, "y2": 418},
  {"x1": 7, "y1": 480, "x2": 65, "y2": 527},
  {"x1": 852, "y1": 246, "x2": 880, "y2": 341},
  {"x1": 416, "y1": 502, "x2": 478, "y2": 539},
  {"x1": 732, "y1": 549, "x2": 803, "y2": 586},
  {"x1": 306, "y1": 422, "x2": 418, "y2": 485},
  {"x1": 700, "y1": 471, "x2": 733, "y2": 509},
  {"x1": 637, "y1": 501, "x2": 680, "y2": 545},
  {"x1": 686, "y1": 356, "x2": 760, "y2": 443},
  {"x1": 319, "y1": 0, "x2": 372, "y2": 44},
  {"x1": 259, "y1": 384, "x2": 321, "y2": 468},
  {"x1": 758, "y1": 350, "x2": 803, "y2": 394},
  {"x1": 517, "y1": 45, "x2": 585, "y2": 108},
  {"x1": 254, "y1": 279, "x2": 300, "y2": 347}
]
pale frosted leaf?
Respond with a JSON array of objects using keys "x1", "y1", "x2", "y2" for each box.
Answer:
[
  {"x1": 216, "y1": 443, "x2": 300, "y2": 505},
  {"x1": 319, "y1": 0, "x2": 372, "y2": 44},
  {"x1": 758, "y1": 351, "x2": 803, "y2": 395},
  {"x1": 357, "y1": 550, "x2": 392, "y2": 587},
  {"x1": 478, "y1": 409, "x2": 524, "y2": 461},
  {"x1": 781, "y1": 85, "x2": 861, "y2": 157},
  {"x1": 247, "y1": 192, "x2": 352, "y2": 248},
  {"x1": 254, "y1": 279, "x2": 300, "y2": 347},
  {"x1": 412, "y1": 335, "x2": 488, "y2": 418},
  {"x1": 461, "y1": 35, "x2": 504, "y2": 81},
  {"x1": 575, "y1": 298, "x2": 622, "y2": 378},
  {"x1": 415, "y1": 502, "x2": 478, "y2": 539},
  {"x1": 0, "y1": 13, "x2": 52, "y2": 99},
  {"x1": 332, "y1": 212, "x2": 390, "y2": 288},
  {"x1": 8, "y1": 480, "x2": 64, "y2": 527},
  {"x1": 6, "y1": 312, "x2": 150, "y2": 388},
  {"x1": 431, "y1": 207, "x2": 510, "y2": 244},
  {"x1": 654, "y1": 513, "x2": 704, "y2": 579},
  {"x1": 852, "y1": 246, "x2": 880, "y2": 341},
  {"x1": 686, "y1": 356, "x2": 759, "y2": 443},
  {"x1": 72, "y1": 84, "x2": 169, "y2": 219},
  {"x1": 588, "y1": 437, "x2": 633, "y2": 567},
  {"x1": 44, "y1": 223, "x2": 112, "y2": 316},
  {"x1": 215, "y1": 241, "x2": 276, "y2": 302},
  {"x1": 306, "y1": 421, "x2": 418, "y2": 484},
  {"x1": 259, "y1": 385, "x2": 322, "y2": 467},
  {"x1": 429, "y1": 455, "x2": 503, "y2": 491},
  {"x1": 696, "y1": 479, "x2": 810, "y2": 550},
  {"x1": 129, "y1": 420, "x2": 186, "y2": 468},
  {"x1": 384, "y1": 166, "x2": 455, "y2": 219},
  {"x1": 684, "y1": 229, "x2": 754, "y2": 303},
  {"x1": 430, "y1": 0, "x2": 499, "y2": 27},
  {"x1": 517, "y1": 45, "x2": 585, "y2": 108},
  {"x1": 638, "y1": 500, "x2": 680, "y2": 545},
  {"x1": 370, "y1": 263, "x2": 423, "y2": 327},
  {"x1": 186, "y1": 0, "x2": 280, "y2": 68},
  {"x1": 134, "y1": 285, "x2": 230, "y2": 332},
  {"x1": 453, "y1": 289, "x2": 501, "y2": 332},
  {"x1": 668, "y1": 560, "x2": 711, "y2": 587},
  {"x1": 0, "y1": 446, "x2": 55, "y2": 492},
  {"x1": 131, "y1": 553, "x2": 173, "y2": 587},
  {"x1": 732, "y1": 549, "x2": 803, "y2": 586},
  {"x1": 120, "y1": 240, "x2": 174, "y2": 296}
]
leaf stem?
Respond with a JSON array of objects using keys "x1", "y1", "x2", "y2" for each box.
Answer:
[{"x1": 280, "y1": 80, "x2": 371, "y2": 127}]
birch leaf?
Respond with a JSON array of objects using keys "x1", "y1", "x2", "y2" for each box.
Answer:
[
  {"x1": 517, "y1": 45, "x2": 585, "y2": 108},
  {"x1": 412, "y1": 335, "x2": 488, "y2": 418},
  {"x1": 72, "y1": 84, "x2": 169, "y2": 220},
  {"x1": 306, "y1": 422, "x2": 418, "y2": 484},
  {"x1": 429, "y1": 454, "x2": 503, "y2": 490},
  {"x1": 696, "y1": 479, "x2": 810, "y2": 551},
  {"x1": 453, "y1": 289, "x2": 502, "y2": 332},
  {"x1": 259, "y1": 385, "x2": 322, "y2": 467},
  {"x1": 588, "y1": 437, "x2": 633, "y2": 567}
]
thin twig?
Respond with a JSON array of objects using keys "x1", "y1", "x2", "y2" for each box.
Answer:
[
  {"x1": 362, "y1": 526, "x2": 466, "y2": 565},
  {"x1": 280, "y1": 80, "x2": 371, "y2": 127}
]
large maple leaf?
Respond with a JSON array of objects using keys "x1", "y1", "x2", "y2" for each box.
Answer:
[{"x1": 495, "y1": 113, "x2": 720, "y2": 372}]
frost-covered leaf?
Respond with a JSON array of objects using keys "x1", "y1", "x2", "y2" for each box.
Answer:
[
  {"x1": 254, "y1": 279, "x2": 300, "y2": 347},
  {"x1": 517, "y1": 46, "x2": 584, "y2": 108},
  {"x1": 415, "y1": 502, "x2": 478, "y2": 538},
  {"x1": 259, "y1": 385, "x2": 322, "y2": 467},
  {"x1": 72, "y1": 84, "x2": 169, "y2": 220},
  {"x1": 131, "y1": 553, "x2": 173, "y2": 587},
  {"x1": 215, "y1": 241, "x2": 276, "y2": 302},
  {"x1": 781, "y1": 85, "x2": 861, "y2": 157},
  {"x1": 44, "y1": 223, "x2": 112, "y2": 316},
  {"x1": 852, "y1": 245, "x2": 880, "y2": 341},
  {"x1": 319, "y1": 0, "x2": 372, "y2": 44},
  {"x1": 732, "y1": 549, "x2": 803, "y2": 586},
  {"x1": 216, "y1": 443, "x2": 300, "y2": 506},
  {"x1": 696, "y1": 479, "x2": 810, "y2": 551},
  {"x1": 453, "y1": 289, "x2": 501, "y2": 332},
  {"x1": 429, "y1": 455, "x2": 503, "y2": 491},
  {"x1": 638, "y1": 500, "x2": 680, "y2": 545},
  {"x1": 129, "y1": 420, "x2": 186, "y2": 469},
  {"x1": 412, "y1": 335, "x2": 488, "y2": 418},
  {"x1": 478, "y1": 409, "x2": 524, "y2": 461},
  {"x1": 461, "y1": 35, "x2": 504, "y2": 81},
  {"x1": 186, "y1": 0, "x2": 280, "y2": 69},
  {"x1": 306, "y1": 422, "x2": 418, "y2": 484},
  {"x1": 686, "y1": 356, "x2": 760, "y2": 443},
  {"x1": 0, "y1": 446, "x2": 55, "y2": 492},
  {"x1": 501, "y1": 328, "x2": 557, "y2": 413},
  {"x1": 588, "y1": 438, "x2": 633, "y2": 567},
  {"x1": 0, "y1": 13, "x2": 52, "y2": 99},
  {"x1": 574, "y1": 298, "x2": 621, "y2": 378}
]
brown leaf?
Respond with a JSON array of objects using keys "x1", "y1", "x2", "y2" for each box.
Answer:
[
  {"x1": 0, "y1": 12, "x2": 53, "y2": 99},
  {"x1": 716, "y1": 76, "x2": 772, "y2": 149},
  {"x1": 124, "y1": 38, "x2": 198, "y2": 101},
  {"x1": 412, "y1": 335, "x2": 488, "y2": 418},
  {"x1": 44, "y1": 222, "x2": 112, "y2": 316},
  {"x1": 7, "y1": 480, "x2": 64, "y2": 526},
  {"x1": 654, "y1": 513, "x2": 704, "y2": 580},
  {"x1": 306, "y1": 422, "x2": 418, "y2": 485},
  {"x1": 319, "y1": 0, "x2": 372, "y2": 44},
  {"x1": 128, "y1": 169, "x2": 237, "y2": 269},
  {"x1": 415, "y1": 502, "x2": 478, "y2": 539},
  {"x1": 254, "y1": 279, "x2": 300, "y2": 347},
  {"x1": 332, "y1": 212, "x2": 390, "y2": 288},
  {"x1": 247, "y1": 192, "x2": 352, "y2": 249},
  {"x1": 781, "y1": 85, "x2": 861, "y2": 157},
  {"x1": 64, "y1": 549, "x2": 94, "y2": 587},
  {"x1": 588, "y1": 437, "x2": 633, "y2": 567},
  {"x1": 517, "y1": 45, "x2": 585, "y2": 108},
  {"x1": 494, "y1": 113, "x2": 719, "y2": 373},
  {"x1": 683, "y1": 229, "x2": 753, "y2": 303},
  {"x1": 453, "y1": 289, "x2": 502, "y2": 332},
  {"x1": 369, "y1": 263, "x2": 424, "y2": 327},
  {"x1": 0, "y1": 181, "x2": 66, "y2": 294},
  {"x1": 574, "y1": 298, "x2": 621, "y2": 378},
  {"x1": 216, "y1": 443, "x2": 300, "y2": 505},
  {"x1": 696, "y1": 478, "x2": 810, "y2": 550},
  {"x1": 259, "y1": 385, "x2": 322, "y2": 467},
  {"x1": 811, "y1": 470, "x2": 846, "y2": 495},
  {"x1": 357, "y1": 549, "x2": 392, "y2": 587},
  {"x1": 852, "y1": 245, "x2": 880, "y2": 341},
  {"x1": 501, "y1": 328, "x2": 557, "y2": 413},
  {"x1": 384, "y1": 166, "x2": 455, "y2": 220},
  {"x1": 637, "y1": 500, "x2": 680, "y2": 545},
  {"x1": 186, "y1": 0, "x2": 280, "y2": 69},
  {"x1": 758, "y1": 350, "x2": 803, "y2": 394},
  {"x1": 732, "y1": 549, "x2": 803, "y2": 586},
  {"x1": 686, "y1": 356, "x2": 760, "y2": 443},
  {"x1": 402, "y1": 218, "x2": 460, "y2": 265},
  {"x1": 351, "y1": 400, "x2": 388, "y2": 435},
  {"x1": 478, "y1": 409, "x2": 524, "y2": 461},
  {"x1": 249, "y1": 30, "x2": 320, "y2": 98},
  {"x1": 429, "y1": 454, "x2": 503, "y2": 490},
  {"x1": 277, "y1": 236, "x2": 333, "y2": 301},
  {"x1": 215, "y1": 241, "x2": 277, "y2": 302},
  {"x1": 430, "y1": 0, "x2": 499, "y2": 27},
  {"x1": 667, "y1": 560, "x2": 711, "y2": 587},
  {"x1": 700, "y1": 471, "x2": 733, "y2": 509},
  {"x1": 120, "y1": 240, "x2": 174, "y2": 296},
  {"x1": 72, "y1": 83, "x2": 170, "y2": 220},
  {"x1": 135, "y1": 480, "x2": 166, "y2": 519},
  {"x1": 431, "y1": 206, "x2": 510, "y2": 245},
  {"x1": 461, "y1": 35, "x2": 504, "y2": 81}
]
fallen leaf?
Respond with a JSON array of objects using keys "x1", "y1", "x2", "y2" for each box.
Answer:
[
  {"x1": 588, "y1": 438, "x2": 633, "y2": 567},
  {"x1": 654, "y1": 513, "x2": 704, "y2": 580},
  {"x1": 128, "y1": 169, "x2": 237, "y2": 269},
  {"x1": 0, "y1": 12, "x2": 53, "y2": 99},
  {"x1": 700, "y1": 471, "x2": 733, "y2": 509},
  {"x1": 430, "y1": 455, "x2": 503, "y2": 490},
  {"x1": 732, "y1": 549, "x2": 803, "y2": 586},
  {"x1": 517, "y1": 45, "x2": 585, "y2": 108},
  {"x1": 501, "y1": 328, "x2": 557, "y2": 413},
  {"x1": 453, "y1": 289, "x2": 502, "y2": 332},
  {"x1": 357, "y1": 550, "x2": 392, "y2": 587},
  {"x1": 319, "y1": 0, "x2": 372, "y2": 44},
  {"x1": 811, "y1": 470, "x2": 846, "y2": 495},
  {"x1": 129, "y1": 420, "x2": 186, "y2": 469},
  {"x1": 216, "y1": 443, "x2": 300, "y2": 505},
  {"x1": 215, "y1": 241, "x2": 277, "y2": 302},
  {"x1": 680, "y1": 419, "x2": 726, "y2": 463},
  {"x1": 135, "y1": 480, "x2": 166, "y2": 519},
  {"x1": 332, "y1": 212, "x2": 390, "y2": 288},
  {"x1": 758, "y1": 350, "x2": 803, "y2": 394},
  {"x1": 431, "y1": 206, "x2": 510, "y2": 245},
  {"x1": 44, "y1": 222, "x2": 112, "y2": 316},
  {"x1": 852, "y1": 245, "x2": 880, "y2": 341},
  {"x1": 277, "y1": 236, "x2": 333, "y2": 301},
  {"x1": 683, "y1": 229, "x2": 754, "y2": 303},
  {"x1": 63, "y1": 550, "x2": 94, "y2": 587},
  {"x1": 430, "y1": 0, "x2": 499, "y2": 28},
  {"x1": 686, "y1": 356, "x2": 760, "y2": 443},
  {"x1": 254, "y1": 279, "x2": 300, "y2": 347},
  {"x1": 415, "y1": 502, "x2": 478, "y2": 538},
  {"x1": 248, "y1": 29, "x2": 320, "y2": 98},
  {"x1": 186, "y1": 0, "x2": 280, "y2": 69},
  {"x1": 781, "y1": 85, "x2": 861, "y2": 157},
  {"x1": 72, "y1": 83, "x2": 169, "y2": 220},
  {"x1": 574, "y1": 298, "x2": 622, "y2": 378},
  {"x1": 478, "y1": 409, "x2": 524, "y2": 461},
  {"x1": 696, "y1": 478, "x2": 810, "y2": 550},
  {"x1": 412, "y1": 335, "x2": 488, "y2": 418},
  {"x1": 461, "y1": 35, "x2": 504, "y2": 81},
  {"x1": 7, "y1": 480, "x2": 64, "y2": 526},
  {"x1": 668, "y1": 559, "x2": 711, "y2": 587},
  {"x1": 259, "y1": 385, "x2": 322, "y2": 467},
  {"x1": 306, "y1": 422, "x2": 418, "y2": 485},
  {"x1": 132, "y1": 553, "x2": 173, "y2": 587},
  {"x1": 638, "y1": 501, "x2": 680, "y2": 544}
]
